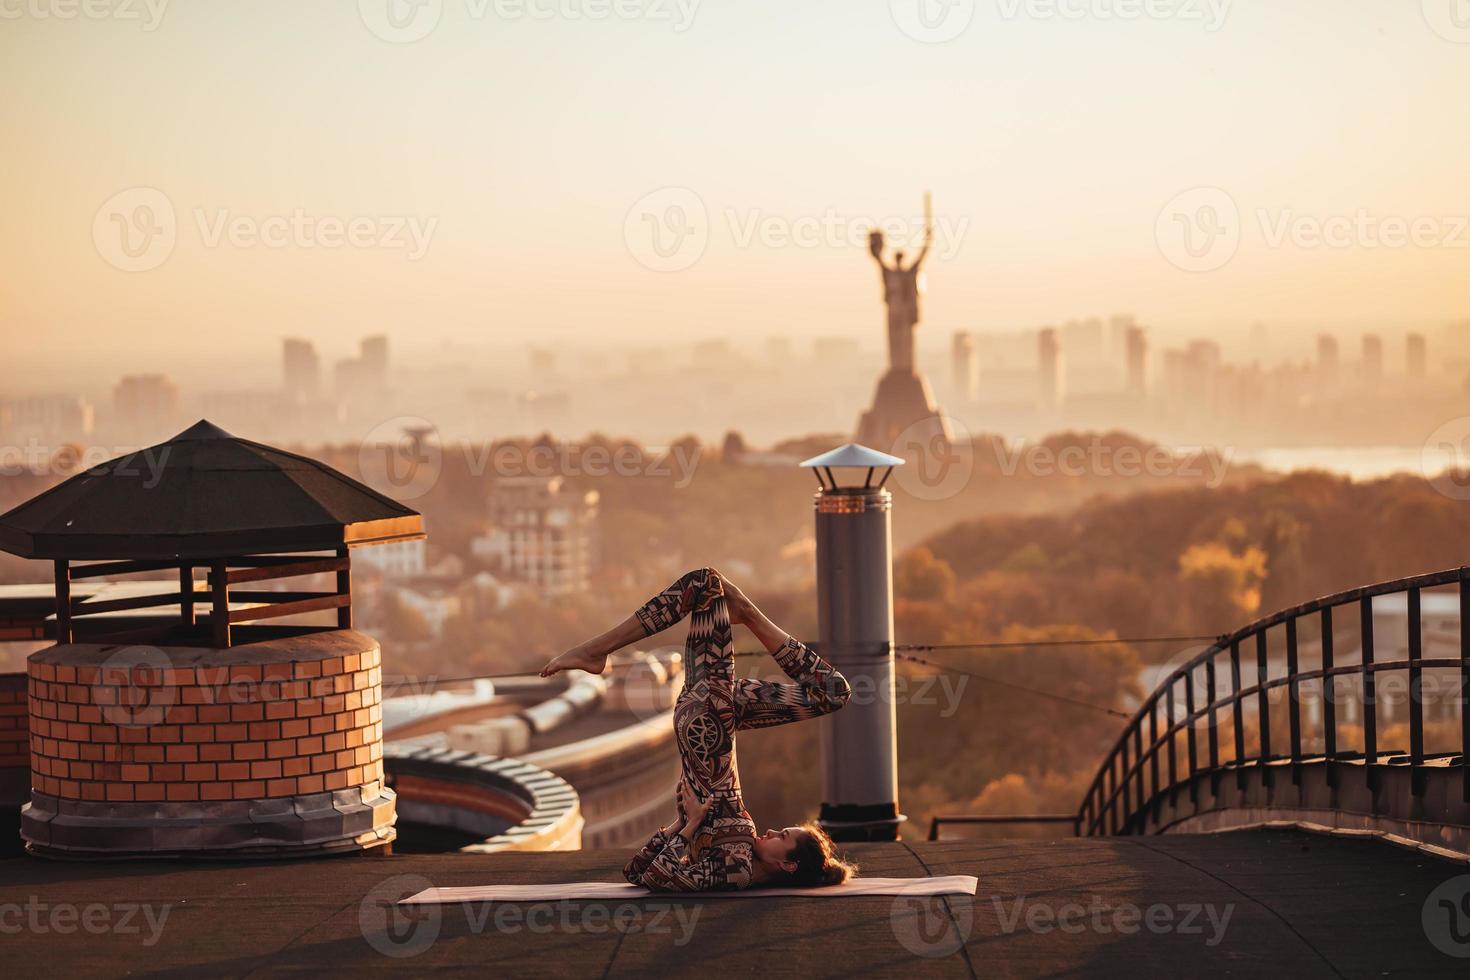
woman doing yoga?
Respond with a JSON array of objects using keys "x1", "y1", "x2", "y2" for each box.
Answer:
[{"x1": 541, "y1": 567, "x2": 857, "y2": 892}]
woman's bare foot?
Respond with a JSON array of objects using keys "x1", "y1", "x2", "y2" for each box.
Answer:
[
  {"x1": 723, "y1": 577, "x2": 756, "y2": 628},
  {"x1": 539, "y1": 642, "x2": 609, "y2": 678}
]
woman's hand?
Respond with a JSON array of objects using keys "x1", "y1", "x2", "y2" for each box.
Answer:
[{"x1": 679, "y1": 778, "x2": 713, "y2": 839}]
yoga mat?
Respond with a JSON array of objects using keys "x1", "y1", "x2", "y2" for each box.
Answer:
[{"x1": 400, "y1": 875, "x2": 978, "y2": 905}]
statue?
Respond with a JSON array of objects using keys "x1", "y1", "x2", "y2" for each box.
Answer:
[
  {"x1": 868, "y1": 214, "x2": 931, "y2": 372},
  {"x1": 855, "y1": 193, "x2": 953, "y2": 454}
]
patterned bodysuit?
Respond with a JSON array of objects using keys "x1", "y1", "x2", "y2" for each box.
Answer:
[{"x1": 622, "y1": 567, "x2": 852, "y2": 892}]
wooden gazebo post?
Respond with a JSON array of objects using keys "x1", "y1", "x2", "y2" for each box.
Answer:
[{"x1": 211, "y1": 560, "x2": 230, "y2": 648}]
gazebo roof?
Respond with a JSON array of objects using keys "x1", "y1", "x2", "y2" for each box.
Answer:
[{"x1": 0, "y1": 420, "x2": 424, "y2": 560}]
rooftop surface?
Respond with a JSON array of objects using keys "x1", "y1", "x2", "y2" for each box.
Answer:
[{"x1": 3, "y1": 829, "x2": 1467, "y2": 977}]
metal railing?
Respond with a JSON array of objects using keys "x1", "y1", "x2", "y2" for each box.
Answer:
[
  {"x1": 932, "y1": 566, "x2": 1470, "y2": 840},
  {"x1": 1083, "y1": 565, "x2": 1470, "y2": 835}
]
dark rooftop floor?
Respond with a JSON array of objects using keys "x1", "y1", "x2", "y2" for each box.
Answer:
[{"x1": 1, "y1": 830, "x2": 1466, "y2": 978}]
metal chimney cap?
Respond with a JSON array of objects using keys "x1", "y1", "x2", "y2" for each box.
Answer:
[{"x1": 799, "y1": 443, "x2": 905, "y2": 469}]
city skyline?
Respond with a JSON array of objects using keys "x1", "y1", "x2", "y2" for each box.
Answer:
[{"x1": 5, "y1": 2, "x2": 1470, "y2": 383}]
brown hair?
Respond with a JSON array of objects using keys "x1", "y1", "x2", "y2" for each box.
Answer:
[{"x1": 785, "y1": 821, "x2": 859, "y2": 887}]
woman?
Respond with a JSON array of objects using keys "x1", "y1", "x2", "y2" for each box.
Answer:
[{"x1": 541, "y1": 567, "x2": 858, "y2": 891}]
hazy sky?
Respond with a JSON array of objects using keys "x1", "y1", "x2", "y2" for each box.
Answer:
[{"x1": 4, "y1": 1, "x2": 1470, "y2": 389}]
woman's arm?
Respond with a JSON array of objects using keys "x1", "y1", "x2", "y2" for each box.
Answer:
[
  {"x1": 724, "y1": 580, "x2": 853, "y2": 731},
  {"x1": 634, "y1": 827, "x2": 755, "y2": 893}
]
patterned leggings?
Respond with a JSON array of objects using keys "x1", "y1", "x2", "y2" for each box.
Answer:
[{"x1": 622, "y1": 567, "x2": 851, "y2": 891}]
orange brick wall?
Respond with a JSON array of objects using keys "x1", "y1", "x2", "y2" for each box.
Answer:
[
  {"x1": 1, "y1": 673, "x2": 26, "y2": 771},
  {"x1": 27, "y1": 649, "x2": 384, "y2": 804}
]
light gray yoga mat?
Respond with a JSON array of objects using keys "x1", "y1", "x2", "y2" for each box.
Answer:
[{"x1": 400, "y1": 875, "x2": 978, "y2": 905}]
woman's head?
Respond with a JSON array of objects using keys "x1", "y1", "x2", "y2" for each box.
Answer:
[{"x1": 754, "y1": 822, "x2": 858, "y2": 887}]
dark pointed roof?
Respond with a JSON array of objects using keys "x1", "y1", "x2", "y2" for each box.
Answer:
[{"x1": 0, "y1": 420, "x2": 424, "y2": 560}]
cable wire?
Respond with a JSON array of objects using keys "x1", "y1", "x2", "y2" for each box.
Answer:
[{"x1": 380, "y1": 632, "x2": 1196, "y2": 717}]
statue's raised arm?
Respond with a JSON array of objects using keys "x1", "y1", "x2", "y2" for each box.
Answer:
[
  {"x1": 908, "y1": 194, "x2": 934, "y2": 270},
  {"x1": 868, "y1": 229, "x2": 888, "y2": 266}
]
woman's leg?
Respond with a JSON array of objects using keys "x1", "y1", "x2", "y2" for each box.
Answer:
[
  {"x1": 657, "y1": 569, "x2": 739, "y2": 806},
  {"x1": 727, "y1": 589, "x2": 852, "y2": 731}
]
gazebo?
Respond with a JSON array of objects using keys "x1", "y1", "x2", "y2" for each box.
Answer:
[
  {"x1": 0, "y1": 419, "x2": 424, "y2": 648},
  {"x1": 0, "y1": 421, "x2": 422, "y2": 859}
]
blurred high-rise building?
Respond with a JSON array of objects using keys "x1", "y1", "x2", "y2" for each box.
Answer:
[
  {"x1": 1038, "y1": 328, "x2": 1062, "y2": 410},
  {"x1": 335, "y1": 335, "x2": 390, "y2": 394},
  {"x1": 1407, "y1": 333, "x2": 1427, "y2": 381},
  {"x1": 1316, "y1": 334, "x2": 1340, "y2": 390},
  {"x1": 282, "y1": 338, "x2": 320, "y2": 400},
  {"x1": 1, "y1": 394, "x2": 94, "y2": 444},
  {"x1": 1361, "y1": 334, "x2": 1384, "y2": 385},
  {"x1": 951, "y1": 331, "x2": 975, "y2": 400},
  {"x1": 529, "y1": 348, "x2": 556, "y2": 377},
  {"x1": 1125, "y1": 325, "x2": 1148, "y2": 399},
  {"x1": 361, "y1": 335, "x2": 388, "y2": 384},
  {"x1": 113, "y1": 374, "x2": 180, "y2": 441}
]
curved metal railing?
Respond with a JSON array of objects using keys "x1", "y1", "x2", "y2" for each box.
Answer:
[
  {"x1": 932, "y1": 566, "x2": 1470, "y2": 840},
  {"x1": 1081, "y1": 565, "x2": 1470, "y2": 836}
]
